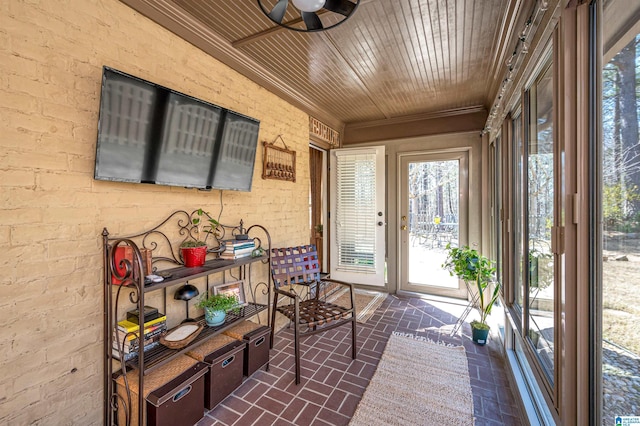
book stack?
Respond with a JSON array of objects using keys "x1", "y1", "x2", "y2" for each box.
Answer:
[
  {"x1": 112, "y1": 312, "x2": 167, "y2": 361},
  {"x1": 219, "y1": 239, "x2": 256, "y2": 260}
]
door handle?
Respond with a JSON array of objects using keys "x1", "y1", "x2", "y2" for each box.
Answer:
[{"x1": 400, "y1": 225, "x2": 407, "y2": 231}]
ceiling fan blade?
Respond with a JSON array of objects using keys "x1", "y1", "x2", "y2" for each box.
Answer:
[
  {"x1": 301, "y1": 11, "x2": 323, "y2": 31},
  {"x1": 323, "y1": 0, "x2": 356, "y2": 16},
  {"x1": 268, "y1": 0, "x2": 289, "y2": 23}
]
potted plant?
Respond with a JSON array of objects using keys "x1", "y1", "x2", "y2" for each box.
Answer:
[
  {"x1": 195, "y1": 292, "x2": 239, "y2": 326},
  {"x1": 180, "y1": 209, "x2": 219, "y2": 267},
  {"x1": 442, "y1": 244, "x2": 500, "y2": 345}
]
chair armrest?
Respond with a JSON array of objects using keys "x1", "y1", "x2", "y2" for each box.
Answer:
[
  {"x1": 320, "y1": 277, "x2": 355, "y2": 291},
  {"x1": 274, "y1": 286, "x2": 299, "y2": 300},
  {"x1": 320, "y1": 278, "x2": 357, "y2": 312}
]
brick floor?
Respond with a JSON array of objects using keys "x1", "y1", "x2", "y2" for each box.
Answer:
[{"x1": 196, "y1": 294, "x2": 524, "y2": 426}]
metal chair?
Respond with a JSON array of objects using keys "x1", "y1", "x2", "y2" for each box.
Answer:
[{"x1": 269, "y1": 245, "x2": 357, "y2": 384}]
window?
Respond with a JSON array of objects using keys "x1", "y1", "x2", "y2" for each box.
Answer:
[
  {"x1": 525, "y1": 62, "x2": 556, "y2": 385},
  {"x1": 512, "y1": 111, "x2": 524, "y2": 314},
  {"x1": 599, "y1": 13, "x2": 640, "y2": 423},
  {"x1": 508, "y1": 51, "x2": 557, "y2": 398}
]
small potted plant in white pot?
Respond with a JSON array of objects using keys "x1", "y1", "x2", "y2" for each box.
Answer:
[
  {"x1": 180, "y1": 209, "x2": 219, "y2": 267},
  {"x1": 195, "y1": 292, "x2": 239, "y2": 327},
  {"x1": 442, "y1": 244, "x2": 500, "y2": 345}
]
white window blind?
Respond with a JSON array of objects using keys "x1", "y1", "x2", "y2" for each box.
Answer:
[{"x1": 335, "y1": 152, "x2": 377, "y2": 273}]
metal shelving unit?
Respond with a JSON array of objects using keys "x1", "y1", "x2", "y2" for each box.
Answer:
[{"x1": 102, "y1": 210, "x2": 271, "y2": 426}]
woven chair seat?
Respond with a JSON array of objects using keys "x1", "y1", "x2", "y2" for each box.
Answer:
[{"x1": 276, "y1": 299, "x2": 353, "y2": 328}]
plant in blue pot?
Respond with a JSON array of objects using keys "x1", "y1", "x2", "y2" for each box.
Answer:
[
  {"x1": 442, "y1": 244, "x2": 500, "y2": 345},
  {"x1": 195, "y1": 292, "x2": 239, "y2": 327}
]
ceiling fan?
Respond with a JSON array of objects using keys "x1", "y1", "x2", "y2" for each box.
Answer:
[{"x1": 257, "y1": 0, "x2": 361, "y2": 32}]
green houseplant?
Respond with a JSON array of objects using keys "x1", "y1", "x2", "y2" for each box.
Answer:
[
  {"x1": 442, "y1": 244, "x2": 500, "y2": 345},
  {"x1": 195, "y1": 292, "x2": 239, "y2": 326},
  {"x1": 180, "y1": 209, "x2": 219, "y2": 267}
]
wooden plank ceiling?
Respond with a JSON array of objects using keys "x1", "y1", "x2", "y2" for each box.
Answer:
[{"x1": 121, "y1": 0, "x2": 520, "y2": 142}]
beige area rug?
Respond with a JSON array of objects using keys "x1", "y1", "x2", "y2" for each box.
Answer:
[
  {"x1": 327, "y1": 288, "x2": 387, "y2": 323},
  {"x1": 349, "y1": 333, "x2": 475, "y2": 426}
]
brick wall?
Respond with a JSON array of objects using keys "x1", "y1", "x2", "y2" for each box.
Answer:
[{"x1": 0, "y1": 1, "x2": 310, "y2": 424}]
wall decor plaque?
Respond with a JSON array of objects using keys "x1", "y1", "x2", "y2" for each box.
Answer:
[{"x1": 262, "y1": 135, "x2": 296, "y2": 182}]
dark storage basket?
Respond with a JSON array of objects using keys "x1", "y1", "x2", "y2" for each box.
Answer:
[
  {"x1": 186, "y1": 334, "x2": 246, "y2": 409},
  {"x1": 223, "y1": 321, "x2": 271, "y2": 376},
  {"x1": 115, "y1": 354, "x2": 207, "y2": 426}
]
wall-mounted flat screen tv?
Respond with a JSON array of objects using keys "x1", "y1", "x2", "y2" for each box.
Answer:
[
  {"x1": 210, "y1": 111, "x2": 260, "y2": 192},
  {"x1": 94, "y1": 67, "x2": 260, "y2": 191}
]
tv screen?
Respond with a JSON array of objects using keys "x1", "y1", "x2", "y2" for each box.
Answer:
[
  {"x1": 94, "y1": 70, "x2": 157, "y2": 184},
  {"x1": 94, "y1": 67, "x2": 259, "y2": 191},
  {"x1": 210, "y1": 111, "x2": 260, "y2": 192},
  {"x1": 154, "y1": 93, "x2": 221, "y2": 188}
]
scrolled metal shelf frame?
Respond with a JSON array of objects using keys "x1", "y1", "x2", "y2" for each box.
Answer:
[{"x1": 102, "y1": 211, "x2": 271, "y2": 426}]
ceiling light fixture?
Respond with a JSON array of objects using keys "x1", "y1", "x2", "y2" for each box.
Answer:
[
  {"x1": 292, "y1": 0, "x2": 325, "y2": 12},
  {"x1": 257, "y1": 0, "x2": 360, "y2": 33}
]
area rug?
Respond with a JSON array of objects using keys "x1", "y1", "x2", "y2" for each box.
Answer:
[
  {"x1": 349, "y1": 333, "x2": 475, "y2": 426},
  {"x1": 327, "y1": 288, "x2": 387, "y2": 323}
]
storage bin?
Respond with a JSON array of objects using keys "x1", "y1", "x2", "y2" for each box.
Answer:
[
  {"x1": 115, "y1": 354, "x2": 207, "y2": 426},
  {"x1": 223, "y1": 321, "x2": 271, "y2": 376},
  {"x1": 186, "y1": 334, "x2": 246, "y2": 409}
]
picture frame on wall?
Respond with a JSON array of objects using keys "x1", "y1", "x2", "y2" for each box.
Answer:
[{"x1": 213, "y1": 280, "x2": 248, "y2": 307}]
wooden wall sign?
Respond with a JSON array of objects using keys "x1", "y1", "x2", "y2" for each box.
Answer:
[
  {"x1": 309, "y1": 117, "x2": 341, "y2": 147},
  {"x1": 262, "y1": 135, "x2": 296, "y2": 182}
]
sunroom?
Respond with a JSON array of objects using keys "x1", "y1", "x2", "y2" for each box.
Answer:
[{"x1": 1, "y1": 1, "x2": 638, "y2": 425}]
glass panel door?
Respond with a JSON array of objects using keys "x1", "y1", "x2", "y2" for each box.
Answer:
[
  {"x1": 513, "y1": 111, "x2": 525, "y2": 313},
  {"x1": 408, "y1": 159, "x2": 459, "y2": 287},
  {"x1": 526, "y1": 63, "x2": 555, "y2": 384},
  {"x1": 507, "y1": 50, "x2": 557, "y2": 399},
  {"x1": 400, "y1": 152, "x2": 468, "y2": 298}
]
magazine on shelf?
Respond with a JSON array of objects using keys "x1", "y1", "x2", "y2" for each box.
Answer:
[
  {"x1": 115, "y1": 321, "x2": 166, "y2": 341},
  {"x1": 117, "y1": 314, "x2": 166, "y2": 333}
]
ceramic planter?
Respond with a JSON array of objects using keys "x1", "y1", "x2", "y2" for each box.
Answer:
[
  {"x1": 204, "y1": 307, "x2": 226, "y2": 326},
  {"x1": 472, "y1": 326, "x2": 490, "y2": 345},
  {"x1": 181, "y1": 246, "x2": 207, "y2": 267}
]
